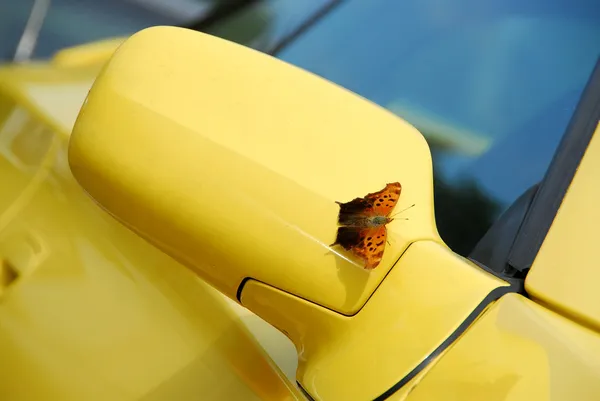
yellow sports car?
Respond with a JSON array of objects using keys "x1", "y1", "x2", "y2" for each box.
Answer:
[{"x1": 1, "y1": 1, "x2": 599, "y2": 400}]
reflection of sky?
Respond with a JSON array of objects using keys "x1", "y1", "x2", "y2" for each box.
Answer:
[{"x1": 277, "y1": 0, "x2": 600, "y2": 208}]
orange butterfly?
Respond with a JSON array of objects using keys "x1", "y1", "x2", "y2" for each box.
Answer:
[{"x1": 331, "y1": 182, "x2": 402, "y2": 270}]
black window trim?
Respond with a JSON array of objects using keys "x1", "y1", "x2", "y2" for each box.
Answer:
[{"x1": 505, "y1": 57, "x2": 600, "y2": 275}]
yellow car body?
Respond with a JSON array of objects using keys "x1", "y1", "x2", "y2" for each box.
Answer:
[
  {"x1": 1, "y1": 24, "x2": 600, "y2": 401},
  {"x1": 0, "y1": 39, "x2": 301, "y2": 401}
]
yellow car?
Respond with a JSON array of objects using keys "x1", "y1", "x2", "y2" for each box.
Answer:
[{"x1": 1, "y1": 1, "x2": 600, "y2": 401}]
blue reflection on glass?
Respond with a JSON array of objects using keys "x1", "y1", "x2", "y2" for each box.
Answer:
[{"x1": 277, "y1": 0, "x2": 600, "y2": 254}]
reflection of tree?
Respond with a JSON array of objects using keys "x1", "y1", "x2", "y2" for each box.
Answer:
[{"x1": 428, "y1": 138, "x2": 501, "y2": 256}]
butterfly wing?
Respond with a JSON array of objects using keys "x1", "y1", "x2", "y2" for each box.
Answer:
[
  {"x1": 331, "y1": 226, "x2": 362, "y2": 250},
  {"x1": 335, "y1": 182, "x2": 401, "y2": 224},
  {"x1": 335, "y1": 197, "x2": 372, "y2": 225},
  {"x1": 364, "y1": 182, "x2": 401, "y2": 217},
  {"x1": 331, "y1": 225, "x2": 387, "y2": 269},
  {"x1": 349, "y1": 226, "x2": 388, "y2": 269}
]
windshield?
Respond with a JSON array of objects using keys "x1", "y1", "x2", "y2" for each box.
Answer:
[
  {"x1": 203, "y1": 0, "x2": 333, "y2": 52},
  {"x1": 0, "y1": 0, "x2": 218, "y2": 61},
  {"x1": 272, "y1": 0, "x2": 600, "y2": 255}
]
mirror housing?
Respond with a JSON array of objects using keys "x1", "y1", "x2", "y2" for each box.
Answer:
[
  {"x1": 69, "y1": 27, "x2": 510, "y2": 400},
  {"x1": 69, "y1": 26, "x2": 437, "y2": 315}
]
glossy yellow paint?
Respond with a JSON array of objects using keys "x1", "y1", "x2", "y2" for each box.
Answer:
[
  {"x1": 0, "y1": 39, "x2": 301, "y2": 401},
  {"x1": 402, "y1": 293, "x2": 600, "y2": 401},
  {"x1": 242, "y1": 241, "x2": 509, "y2": 400},
  {"x1": 526, "y1": 121, "x2": 600, "y2": 330},
  {"x1": 67, "y1": 27, "x2": 520, "y2": 399},
  {"x1": 10, "y1": 24, "x2": 597, "y2": 401},
  {"x1": 68, "y1": 26, "x2": 439, "y2": 316}
]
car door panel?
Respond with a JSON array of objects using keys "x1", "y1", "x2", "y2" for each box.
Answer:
[{"x1": 402, "y1": 294, "x2": 600, "y2": 401}]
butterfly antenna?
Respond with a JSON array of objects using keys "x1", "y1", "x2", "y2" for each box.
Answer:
[{"x1": 391, "y1": 203, "x2": 415, "y2": 218}]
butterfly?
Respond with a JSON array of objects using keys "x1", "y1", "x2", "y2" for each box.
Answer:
[{"x1": 330, "y1": 182, "x2": 402, "y2": 270}]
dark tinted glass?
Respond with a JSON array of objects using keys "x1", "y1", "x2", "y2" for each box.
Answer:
[
  {"x1": 203, "y1": 0, "x2": 332, "y2": 52},
  {"x1": 276, "y1": 0, "x2": 600, "y2": 255}
]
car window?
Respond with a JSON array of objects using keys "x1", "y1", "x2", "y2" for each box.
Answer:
[
  {"x1": 203, "y1": 0, "x2": 333, "y2": 52},
  {"x1": 273, "y1": 0, "x2": 600, "y2": 256},
  {"x1": 0, "y1": 0, "x2": 219, "y2": 61}
]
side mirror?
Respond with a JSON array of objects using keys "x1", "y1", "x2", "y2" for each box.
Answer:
[{"x1": 69, "y1": 27, "x2": 510, "y2": 400}]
